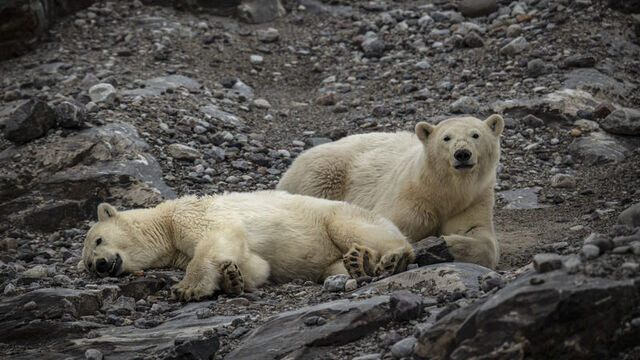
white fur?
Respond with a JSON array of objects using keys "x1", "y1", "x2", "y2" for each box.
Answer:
[
  {"x1": 277, "y1": 115, "x2": 504, "y2": 268},
  {"x1": 82, "y1": 190, "x2": 413, "y2": 300}
]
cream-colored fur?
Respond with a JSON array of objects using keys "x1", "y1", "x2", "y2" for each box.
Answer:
[
  {"x1": 277, "y1": 115, "x2": 504, "y2": 269},
  {"x1": 82, "y1": 190, "x2": 413, "y2": 301}
]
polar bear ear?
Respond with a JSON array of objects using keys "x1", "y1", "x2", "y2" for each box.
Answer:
[
  {"x1": 415, "y1": 122, "x2": 435, "y2": 142},
  {"x1": 484, "y1": 114, "x2": 504, "y2": 136},
  {"x1": 97, "y1": 203, "x2": 118, "y2": 222}
]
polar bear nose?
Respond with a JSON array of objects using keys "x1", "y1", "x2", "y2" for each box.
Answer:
[
  {"x1": 454, "y1": 149, "x2": 472, "y2": 162},
  {"x1": 96, "y1": 258, "x2": 109, "y2": 273}
]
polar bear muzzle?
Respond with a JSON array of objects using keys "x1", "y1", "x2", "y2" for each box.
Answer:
[{"x1": 93, "y1": 253, "x2": 123, "y2": 277}]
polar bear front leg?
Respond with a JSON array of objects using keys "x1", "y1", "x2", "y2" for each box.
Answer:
[
  {"x1": 441, "y1": 233, "x2": 498, "y2": 269},
  {"x1": 171, "y1": 241, "x2": 221, "y2": 301},
  {"x1": 440, "y1": 194, "x2": 499, "y2": 269},
  {"x1": 172, "y1": 226, "x2": 248, "y2": 301}
]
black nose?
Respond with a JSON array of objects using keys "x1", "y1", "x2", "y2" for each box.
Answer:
[
  {"x1": 454, "y1": 149, "x2": 472, "y2": 162},
  {"x1": 96, "y1": 258, "x2": 109, "y2": 273}
]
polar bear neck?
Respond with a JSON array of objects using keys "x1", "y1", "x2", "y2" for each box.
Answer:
[{"x1": 125, "y1": 202, "x2": 181, "y2": 268}]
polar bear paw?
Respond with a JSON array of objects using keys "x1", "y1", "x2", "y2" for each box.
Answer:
[
  {"x1": 171, "y1": 280, "x2": 212, "y2": 302},
  {"x1": 374, "y1": 249, "x2": 411, "y2": 276},
  {"x1": 343, "y1": 244, "x2": 377, "y2": 278},
  {"x1": 220, "y1": 260, "x2": 244, "y2": 295}
]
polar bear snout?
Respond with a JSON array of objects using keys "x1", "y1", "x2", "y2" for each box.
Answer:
[
  {"x1": 453, "y1": 148, "x2": 475, "y2": 170},
  {"x1": 454, "y1": 149, "x2": 472, "y2": 162},
  {"x1": 93, "y1": 253, "x2": 123, "y2": 277}
]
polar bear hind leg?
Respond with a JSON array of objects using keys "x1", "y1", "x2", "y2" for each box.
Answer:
[
  {"x1": 219, "y1": 260, "x2": 244, "y2": 295},
  {"x1": 327, "y1": 205, "x2": 415, "y2": 278},
  {"x1": 343, "y1": 244, "x2": 379, "y2": 278}
]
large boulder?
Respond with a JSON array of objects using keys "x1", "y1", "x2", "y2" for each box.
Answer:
[
  {"x1": 567, "y1": 131, "x2": 629, "y2": 165},
  {"x1": 0, "y1": 288, "x2": 103, "y2": 343},
  {"x1": 599, "y1": 108, "x2": 640, "y2": 135},
  {"x1": 226, "y1": 296, "x2": 392, "y2": 359},
  {"x1": 0, "y1": 123, "x2": 175, "y2": 232},
  {"x1": 67, "y1": 301, "x2": 236, "y2": 358},
  {"x1": 1, "y1": 99, "x2": 57, "y2": 145},
  {"x1": 0, "y1": 0, "x2": 96, "y2": 60},
  {"x1": 414, "y1": 271, "x2": 640, "y2": 359},
  {"x1": 353, "y1": 263, "x2": 494, "y2": 296}
]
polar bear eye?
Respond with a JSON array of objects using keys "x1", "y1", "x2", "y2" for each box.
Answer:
[
  {"x1": 443, "y1": 136, "x2": 451, "y2": 142},
  {"x1": 96, "y1": 238, "x2": 102, "y2": 246},
  {"x1": 472, "y1": 133, "x2": 480, "y2": 139}
]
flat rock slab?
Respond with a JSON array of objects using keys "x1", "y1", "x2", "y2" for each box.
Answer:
[
  {"x1": 500, "y1": 187, "x2": 550, "y2": 210},
  {"x1": 226, "y1": 296, "x2": 391, "y2": 360},
  {"x1": 0, "y1": 288, "x2": 103, "y2": 344},
  {"x1": 564, "y1": 68, "x2": 631, "y2": 98},
  {"x1": 352, "y1": 263, "x2": 495, "y2": 296},
  {"x1": 415, "y1": 271, "x2": 640, "y2": 359},
  {"x1": 68, "y1": 301, "x2": 240, "y2": 359},
  {"x1": 489, "y1": 89, "x2": 598, "y2": 123},
  {"x1": 568, "y1": 131, "x2": 630, "y2": 165},
  {"x1": 121, "y1": 75, "x2": 201, "y2": 97},
  {"x1": 201, "y1": 104, "x2": 245, "y2": 128}
]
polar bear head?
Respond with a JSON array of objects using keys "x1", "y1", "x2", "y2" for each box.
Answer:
[
  {"x1": 414, "y1": 114, "x2": 503, "y2": 180},
  {"x1": 82, "y1": 203, "x2": 160, "y2": 277}
]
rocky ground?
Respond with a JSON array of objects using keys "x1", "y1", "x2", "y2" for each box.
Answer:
[{"x1": 1, "y1": 0, "x2": 640, "y2": 359}]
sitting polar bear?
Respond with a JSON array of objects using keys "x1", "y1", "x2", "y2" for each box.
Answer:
[
  {"x1": 277, "y1": 115, "x2": 504, "y2": 269},
  {"x1": 82, "y1": 190, "x2": 414, "y2": 301}
]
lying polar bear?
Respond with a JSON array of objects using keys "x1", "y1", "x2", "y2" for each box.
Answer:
[
  {"x1": 278, "y1": 115, "x2": 504, "y2": 269},
  {"x1": 82, "y1": 190, "x2": 414, "y2": 301}
]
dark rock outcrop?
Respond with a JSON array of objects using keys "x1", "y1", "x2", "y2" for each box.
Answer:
[
  {"x1": 0, "y1": 123, "x2": 175, "y2": 232},
  {"x1": 414, "y1": 271, "x2": 640, "y2": 359}
]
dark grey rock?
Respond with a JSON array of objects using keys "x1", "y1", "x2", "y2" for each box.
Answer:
[
  {"x1": 0, "y1": 0, "x2": 95, "y2": 60},
  {"x1": 533, "y1": 253, "x2": 563, "y2": 273},
  {"x1": 412, "y1": 236, "x2": 454, "y2": 266},
  {"x1": 600, "y1": 108, "x2": 640, "y2": 135},
  {"x1": 324, "y1": 274, "x2": 349, "y2": 292},
  {"x1": 201, "y1": 105, "x2": 245, "y2": 127},
  {"x1": 0, "y1": 288, "x2": 102, "y2": 344},
  {"x1": 84, "y1": 349, "x2": 103, "y2": 360},
  {"x1": 490, "y1": 89, "x2": 599, "y2": 123},
  {"x1": 2, "y1": 99, "x2": 57, "y2": 144},
  {"x1": 0, "y1": 123, "x2": 175, "y2": 232},
  {"x1": 414, "y1": 272, "x2": 639, "y2": 359},
  {"x1": 568, "y1": 131, "x2": 627, "y2": 165},
  {"x1": 463, "y1": 31, "x2": 484, "y2": 48},
  {"x1": 457, "y1": 0, "x2": 498, "y2": 17},
  {"x1": 55, "y1": 100, "x2": 86, "y2": 129},
  {"x1": 500, "y1": 37, "x2": 528, "y2": 56},
  {"x1": 353, "y1": 263, "x2": 494, "y2": 296},
  {"x1": 564, "y1": 68, "x2": 629, "y2": 98},
  {"x1": 237, "y1": 0, "x2": 286, "y2": 24},
  {"x1": 362, "y1": 37, "x2": 386, "y2": 58},
  {"x1": 564, "y1": 55, "x2": 597, "y2": 68},
  {"x1": 618, "y1": 203, "x2": 640, "y2": 228},
  {"x1": 522, "y1": 114, "x2": 544, "y2": 128},
  {"x1": 226, "y1": 296, "x2": 392, "y2": 359},
  {"x1": 172, "y1": 336, "x2": 219, "y2": 360},
  {"x1": 89, "y1": 83, "x2": 116, "y2": 104},
  {"x1": 391, "y1": 336, "x2": 417, "y2": 359},
  {"x1": 390, "y1": 291, "x2": 423, "y2": 321},
  {"x1": 70, "y1": 301, "x2": 241, "y2": 358},
  {"x1": 121, "y1": 75, "x2": 201, "y2": 97},
  {"x1": 104, "y1": 296, "x2": 136, "y2": 316},
  {"x1": 450, "y1": 96, "x2": 479, "y2": 114},
  {"x1": 581, "y1": 244, "x2": 601, "y2": 259},
  {"x1": 584, "y1": 233, "x2": 613, "y2": 252},
  {"x1": 527, "y1": 59, "x2": 550, "y2": 77}
]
